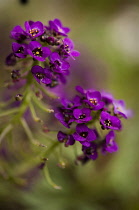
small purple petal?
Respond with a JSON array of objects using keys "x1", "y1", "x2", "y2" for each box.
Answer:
[
  {"x1": 70, "y1": 50, "x2": 80, "y2": 57},
  {"x1": 113, "y1": 100, "x2": 133, "y2": 119},
  {"x1": 102, "y1": 131, "x2": 118, "y2": 153}
]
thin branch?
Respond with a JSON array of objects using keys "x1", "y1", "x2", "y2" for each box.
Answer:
[
  {"x1": 0, "y1": 108, "x2": 19, "y2": 117},
  {"x1": 0, "y1": 124, "x2": 13, "y2": 144},
  {"x1": 43, "y1": 166, "x2": 62, "y2": 190},
  {"x1": 35, "y1": 82, "x2": 59, "y2": 99},
  {"x1": 20, "y1": 118, "x2": 47, "y2": 147},
  {"x1": 29, "y1": 102, "x2": 42, "y2": 122},
  {"x1": 32, "y1": 94, "x2": 54, "y2": 113}
]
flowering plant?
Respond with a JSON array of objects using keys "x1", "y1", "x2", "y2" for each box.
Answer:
[{"x1": 0, "y1": 18, "x2": 131, "y2": 189}]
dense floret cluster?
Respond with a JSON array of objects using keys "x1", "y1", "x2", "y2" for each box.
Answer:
[
  {"x1": 6, "y1": 19, "x2": 80, "y2": 88},
  {"x1": 55, "y1": 86, "x2": 132, "y2": 162}
]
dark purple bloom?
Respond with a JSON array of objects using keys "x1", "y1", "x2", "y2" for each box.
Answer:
[
  {"x1": 82, "y1": 142, "x2": 98, "y2": 160},
  {"x1": 28, "y1": 41, "x2": 51, "y2": 61},
  {"x1": 102, "y1": 131, "x2": 118, "y2": 153},
  {"x1": 75, "y1": 155, "x2": 90, "y2": 165},
  {"x1": 55, "y1": 110, "x2": 74, "y2": 128},
  {"x1": 101, "y1": 91, "x2": 114, "y2": 105},
  {"x1": 47, "y1": 79, "x2": 59, "y2": 88},
  {"x1": 5, "y1": 53, "x2": 16, "y2": 66},
  {"x1": 66, "y1": 135, "x2": 75, "y2": 146},
  {"x1": 61, "y1": 95, "x2": 81, "y2": 110},
  {"x1": 76, "y1": 85, "x2": 87, "y2": 95},
  {"x1": 11, "y1": 70, "x2": 20, "y2": 81},
  {"x1": 10, "y1": 25, "x2": 27, "y2": 41},
  {"x1": 62, "y1": 38, "x2": 80, "y2": 60},
  {"x1": 25, "y1": 21, "x2": 44, "y2": 39},
  {"x1": 76, "y1": 86, "x2": 95, "y2": 97},
  {"x1": 57, "y1": 73, "x2": 67, "y2": 84},
  {"x1": 113, "y1": 100, "x2": 133, "y2": 119},
  {"x1": 31, "y1": 65, "x2": 52, "y2": 84},
  {"x1": 73, "y1": 108, "x2": 92, "y2": 123},
  {"x1": 45, "y1": 36, "x2": 55, "y2": 45},
  {"x1": 57, "y1": 131, "x2": 67, "y2": 142},
  {"x1": 12, "y1": 42, "x2": 28, "y2": 58},
  {"x1": 100, "y1": 111, "x2": 122, "y2": 130},
  {"x1": 49, "y1": 52, "x2": 70, "y2": 74},
  {"x1": 73, "y1": 124, "x2": 97, "y2": 147},
  {"x1": 85, "y1": 91, "x2": 104, "y2": 110},
  {"x1": 47, "y1": 19, "x2": 70, "y2": 36},
  {"x1": 57, "y1": 131, "x2": 75, "y2": 146}
]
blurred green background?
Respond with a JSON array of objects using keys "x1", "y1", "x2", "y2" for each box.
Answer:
[{"x1": 0, "y1": 0, "x2": 139, "y2": 209}]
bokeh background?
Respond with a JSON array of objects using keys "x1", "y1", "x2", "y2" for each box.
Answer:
[{"x1": 0, "y1": 0, "x2": 139, "y2": 209}]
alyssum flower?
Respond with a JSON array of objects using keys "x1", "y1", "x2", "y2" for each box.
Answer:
[
  {"x1": 55, "y1": 86, "x2": 132, "y2": 162},
  {"x1": 6, "y1": 18, "x2": 80, "y2": 89}
]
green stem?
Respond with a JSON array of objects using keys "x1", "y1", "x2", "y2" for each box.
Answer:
[
  {"x1": 11, "y1": 73, "x2": 33, "y2": 123},
  {"x1": 0, "y1": 99, "x2": 14, "y2": 108},
  {"x1": 35, "y1": 82, "x2": 59, "y2": 99},
  {"x1": 0, "y1": 108, "x2": 19, "y2": 118},
  {"x1": 20, "y1": 118, "x2": 47, "y2": 147},
  {"x1": 73, "y1": 142, "x2": 78, "y2": 158},
  {"x1": 56, "y1": 145, "x2": 66, "y2": 168},
  {"x1": 32, "y1": 94, "x2": 54, "y2": 113},
  {"x1": 29, "y1": 102, "x2": 42, "y2": 122},
  {"x1": 43, "y1": 141, "x2": 60, "y2": 157},
  {"x1": 43, "y1": 165, "x2": 62, "y2": 190},
  {"x1": 16, "y1": 57, "x2": 32, "y2": 63},
  {"x1": 0, "y1": 124, "x2": 13, "y2": 144}
]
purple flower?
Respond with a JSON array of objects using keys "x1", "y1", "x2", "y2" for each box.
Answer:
[
  {"x1": 55, "y1": 73, "x2": 67, "y2": 85},
  {"x1": 25, "y1": 21, "x2": 44, "y2": 39},
  {"x1": 76, "y1": 86, "x2": 95, "y2": 97},
  {"x1": 62, "y1": 38, "x2": 80, "y2": 60},
  {"x1": 11, "y1": 70, "x2": 20, "y2": 81},
  {"x1": 113, "y1": 100, "x2": 133, "y2": 119},
  {"x1": 57, "y1": 131, "x2": 75, "y2": 146},
  {"x1": 73, "y1": 108, "x2": 92, "y2": 123},
  {"x1": 5, "y1": 53, "x2": 16, "y2": 66},
  {"x1": 10, "y1": 25, "x2": 27, "y2": 41},
  {"x1": 55, "y1": 110, "x2": 74, "y2": 128},
  {"x1": 49, "y1": 52, "x2": 70, "y2": 74},
  {"x1": 31, "y1": 65, "x2": 52, "y2": 84},
  {"x1": 57, "y1": 131, "x2": 67, "y2": 142},
  {"x1": 61, "y1": 95, "x2": 81, "y2": 110},
  {"x1": 85, "y1": 91, "x2": 104, "y2": 110},
  {"x1": 73, "y1": 124, "x2": 97, "y2": 147},
  {"x1": 28, "y1": 41, "x2": 51, "y2": 61},
  {"x1": 12, "y1": 42, "x2": 28, "y2": 58},
  {"x1": 100, "y1": 111, "x2": 122, "y2": 130},
  {"x1": 76, "y1": 85, "x2": 87, "y2": 95},
  {"x1": 101, "y1": 91, "x2": 114, "y2": 105},
  {"x1": 47, "y1": 19, "x2": 70, "y2": 36},
  {"x1": 102, "y1": 131, "x2": 118, "y2": 153},
  {"x1": 76, "y1": 155, "x2": 90, "y2": 165},
  {"x1": 66, "y1": 135, "x2": 75, "y2": 146},
  {"x1": 82, "y1": 142, "x2": 98, "y2": 160}
]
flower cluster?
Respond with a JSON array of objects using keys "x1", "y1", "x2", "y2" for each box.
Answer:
[
  {"x1": 55, "y1": 86, "x2": 132, "y2": 162},
  {"x1": 6, "y1": 19, "x2": 80, "y2": 88},
  {"x1": 1, "y1": 18, "x2": 132, "y2": 189}
]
